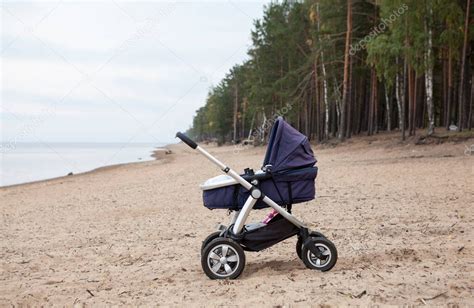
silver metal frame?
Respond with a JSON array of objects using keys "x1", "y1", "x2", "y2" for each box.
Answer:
[{"x1": 196, "y1": 146, "x2": 306, "y2": 234}]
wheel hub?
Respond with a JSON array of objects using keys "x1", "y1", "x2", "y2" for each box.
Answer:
[
  {"x1": 207, "y1": 244, "x2": 240, "y2": 277},
  {"x1": 307, "y1": 243, "x2": 331, "y2": 268}
]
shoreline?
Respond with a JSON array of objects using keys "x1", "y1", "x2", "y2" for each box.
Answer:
[
  {"x1": 2, "y1": 130, "x2": 472, "y2": 190},
  {"x1": 0, "y1": 144, "x2": 176, "y2": 190}
]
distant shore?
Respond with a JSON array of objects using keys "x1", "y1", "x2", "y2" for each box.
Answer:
[
  {"x1": 0, "y1": 144, "x2": 175, "y2": 189},
  {"x1": 2, "y1": 129, "x2": 472, "y2": 189}
]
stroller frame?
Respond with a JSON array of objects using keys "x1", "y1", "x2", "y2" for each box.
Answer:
[{"x1": 176, "y1": 129, "x2": 337, "y2": 279}]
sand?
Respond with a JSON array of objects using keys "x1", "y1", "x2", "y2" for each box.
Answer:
[{"x1": 1, "y1": 133, "x2": 473, "y2": 306}]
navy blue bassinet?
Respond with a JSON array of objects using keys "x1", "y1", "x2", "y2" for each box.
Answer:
[{"x1": 202, "y1": 117, "x2": 317, "y2": 210}]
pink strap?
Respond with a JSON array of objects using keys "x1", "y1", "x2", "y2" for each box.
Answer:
[{"x1": 262, "y1": 209, "x2": 279, "y2": 224}]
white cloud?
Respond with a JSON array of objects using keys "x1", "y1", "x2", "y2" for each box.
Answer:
[{"x1": 1, "y1": 1, "x2": 266, "y2": 143}]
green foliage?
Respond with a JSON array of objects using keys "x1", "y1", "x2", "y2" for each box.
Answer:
[{"x1": 188, "y1": 0, "x2": 472, "y2": 143}]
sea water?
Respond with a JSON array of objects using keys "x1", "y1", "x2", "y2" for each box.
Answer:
[{"x1": 0, "y1": 142, "x2": 165, "y2": 187}]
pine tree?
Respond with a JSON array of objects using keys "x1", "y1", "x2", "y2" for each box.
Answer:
[{"x1": 188, "y1": 0, "x2": 473, "y2": 143}]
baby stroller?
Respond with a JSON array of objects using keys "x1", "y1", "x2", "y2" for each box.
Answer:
[{"x1": 176, "y1": 117, "x2": 337, "y2": 279}]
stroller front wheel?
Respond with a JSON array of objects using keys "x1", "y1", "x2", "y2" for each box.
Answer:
[
  {"x1": 296, "y1": 231, "x2": 326, "y2": 259},
  {"x1": 301, "y1": 237, "x2": 337, "y2": 271},
  {"x1": 201, "y1": 238, "x2": 245, "y2": 279}
]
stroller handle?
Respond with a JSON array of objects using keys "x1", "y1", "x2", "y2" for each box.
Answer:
[{"x1": 176, "y1": 132, "x2": 197, "y2": 149}]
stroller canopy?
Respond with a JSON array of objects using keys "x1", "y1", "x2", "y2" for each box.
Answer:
[{"x1": 262, "y1": 117, "x2": 316, "y2": 172}]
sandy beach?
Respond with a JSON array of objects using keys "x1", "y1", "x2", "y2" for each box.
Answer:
[{"x1": 1, "y1": 133, "x2": 473, "y2": 306}]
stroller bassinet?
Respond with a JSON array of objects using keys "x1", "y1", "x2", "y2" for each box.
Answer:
[{"x1": 201, "y1": 118, "x2": 317, "y2": 210}]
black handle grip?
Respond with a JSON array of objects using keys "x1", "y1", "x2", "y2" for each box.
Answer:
[{"x1": 176, "y1": 132, "x2": 197, "y2": 149}]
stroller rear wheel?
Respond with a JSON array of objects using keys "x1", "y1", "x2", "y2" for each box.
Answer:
[
  {"x1": 201, "y1": 238, "x2": 245, "y2": 279},
  {"x1": 201, "y1": 231, "x2": 222, "y2": 253},
  {"x1": 301, "y1": 237, "x2": 337, "y2": 271},
  {"x1": 296, "y1": 231, "x2": 326, "y2": 259}
]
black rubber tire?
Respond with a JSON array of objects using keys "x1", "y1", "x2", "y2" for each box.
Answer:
[
  {"x1": 296, "y1": 231, "x2": 326, "y2": 259},
  {"x1": 201, "y1": 231, "x2": 222, "y2": 254},
  {"x1": 301, "y1": 237, "x2": 337, "y2": 271},
  {"x1": 201, "y1": 238, "x2": 246, "y2": 280}
]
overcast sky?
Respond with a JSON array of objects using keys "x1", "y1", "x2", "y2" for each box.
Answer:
[{"x1": 1, "y1": 0, "x2": 266, "y2": 144}]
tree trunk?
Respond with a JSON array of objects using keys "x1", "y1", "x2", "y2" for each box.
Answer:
[
  {"x1": 469, "y1": 74, "x2": 473, "y2": 130},
  {"x1": 412, "y1": 72, "x2": 417, "y2": 135},
  {"x1": 362, "y1": 75, "x2": 369, "y2": 133},
  {"x1": 385, "y1": 83, "x2": 391, "y2": 132},
  {"x1": 402, "y1": 59, "x2": 407, "y2": 140},
  {"x1": 442, "y1": 49, "x2": 447, "y2": 128},
  {"x1": 304, "y1": 92, "x2": 310, "y2": 136},
  {"x1": 322, "y1": 65, "x2": 329, "y2": 139},
  {"x1": 338, "y1": 0, "x2": 352, "y2": 140},
  {"x1": 233, "y1": 82, "x2": 239, "y2": 142},
  {"x1": 419, "y1": 76, "x2": 425, "y2": 129},
  {"x1": 368, "y1": 69, "x2": 375, "y2": 135},
  {"x1": 313, "y1": 59, "x2": 321, "y2": 141},
  {"x1": 374, "y1": 76, "x2": 378, "y2": 134},
  {"x1": 446, "y1": 48, "x2": 453, "y2": 129},
  {"x1": 241, "y1": 97, "x2": 247, "y2": 140},
  {"x1": 346, "y1": 56, "x2": 353, "y2": 138},
  {"x1": 316, "y1": 3, "x2": 330, "y2": 140},
  {"x1": 408, "y1": 66, "x2": 413, "y2": 136},
  {"x1": 424, "y1": 3, "x2": 435, "y2": 135},
  {"x1": 458, "y1": 0, "x2": 471, "y2": 131},
  {"x1": 331, "y1": 98, "x2": 337, "y2": 137},
  {"x1": 357, "y1": 73, "x2": 365, "y2": 134},
  {"x1": 279, "y1": 55, "x2": 284, "y2": 110},
  {"x1": 333, "y1": 77, "x2": 342, "y2": 136},
  {"x1": 396, "y1": 58, "x2": 404, "y2": 132},
  {"x1": 309, "y1": 96, "x2": 314, "y2": 139}
]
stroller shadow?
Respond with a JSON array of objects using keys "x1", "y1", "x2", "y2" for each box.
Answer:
[{"x1": 243, "y1": 258, "x2": 304, "y2": 278}]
